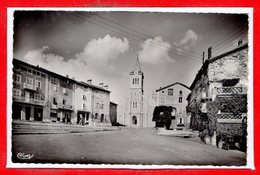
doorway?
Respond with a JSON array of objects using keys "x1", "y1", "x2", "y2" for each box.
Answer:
[
  {"x1": 132, "y1": 116, "x2": 137, "y2": 125},
  {"x1": 34, "y1": 108, "x2": 43, "y2": 121},
  {"x1": 25, "y1": 106, "x2": 31, "y2": 120}
]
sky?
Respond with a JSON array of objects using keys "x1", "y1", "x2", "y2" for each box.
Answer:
[{"x1": 13, "y1": 10, "x2": 249, "y2": 104}]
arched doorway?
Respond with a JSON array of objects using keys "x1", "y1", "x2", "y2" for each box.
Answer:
[{"x1": 132, "y1": 116, "x2": 137, "y2": 125}]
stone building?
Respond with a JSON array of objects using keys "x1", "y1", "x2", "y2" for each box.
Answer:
[
  {"x1": 117, "y1": 57, "x2": 155, "y2": 128},
  {"x1": 155, "y1": 82, "x2": 190, "y2": 129},
  {"x1": 12, "y1": 58, "x2": 111, "y2": 126},
  {"x1": 186, "y1": 42, "x2": 248, "y2": 150}
]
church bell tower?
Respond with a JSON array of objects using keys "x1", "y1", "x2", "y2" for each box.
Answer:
[{"x1": 129, "y1": 57, "x2": 144, "y2": 127}]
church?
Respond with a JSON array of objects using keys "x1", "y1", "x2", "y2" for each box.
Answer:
[{"x1": 117, "y1": 57, "x2": 155, "y2": 128}]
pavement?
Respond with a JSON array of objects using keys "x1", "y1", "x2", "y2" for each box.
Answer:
[{"x1": 11, "y1": 123, "x2": 246, "y2": 166}]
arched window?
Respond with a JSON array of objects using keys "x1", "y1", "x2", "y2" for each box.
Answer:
[
  {"x1": 179, "y1": 97, "x2": 182, "y2": 103},
  {"x1": 179, "y1": 118, "x2": 183, "y2": 124}
]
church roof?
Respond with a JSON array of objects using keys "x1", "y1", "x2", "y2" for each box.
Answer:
[
  {"x1": 133, "y1": 56, "x2": 142, "y2": 72},
  {"x1": 156, "y1": 82, "x2": 190, "y2": 92}
]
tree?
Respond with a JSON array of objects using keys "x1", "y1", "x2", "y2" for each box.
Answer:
[{"x1": 153, "y1": 106, "x2": 173, "y2": 130}]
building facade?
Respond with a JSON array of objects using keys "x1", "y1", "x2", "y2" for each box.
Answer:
[
  {"x1": 13, "y1": 59, "x2": 48, "y2": 122},
  {"x1": 92, "y1": 86, "x2": 111, "y2": 125},
  {"x1": 186, "y1": 42, "x2": 248, "y2": 150},
  {"x1": 155, "y1": 82, "x2": 191, "y2": 129},
  {"x1": 48, "y1": 73, "x2": 75, "y2": 123},
  {"x1": 12, "y1": 58, "x2": 112, "y2": 126},
  {"x1": 74, "y1": 82, "x2": 92, "y2": 124}
]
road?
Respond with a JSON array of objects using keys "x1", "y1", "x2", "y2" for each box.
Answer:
[{"x1": 12, "y1": 124, "x2": 246, "y2": 166}]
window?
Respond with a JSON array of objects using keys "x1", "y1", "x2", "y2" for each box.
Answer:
[
  {"x1": 97, "y1": 103, "x2": 99, "y2": 109},
  {"x1": 161, "y1": 97, "x2": 164, "y2": 103},
  {"x1": 13, "y1": 74, "x2": 22, "y2": 83},
  {"x1": 36, "y1": 71, "x2": 41, "y2": 77},
  {"x1": 101, "y1": 104, "x2": 104, "y2": 109},
  {"x1": 179, "y1": 97, "x2": 183, "y2": 103},
  {"x1": 179, "y1": 90, "x2": 183, "y2": 95},
  {"x1": 35, "y1": 94, "x2": 41, "y2": 100},
  {"x1": 51, "y1": 77, "x2": 58, "y2": 84},
  {"x1": 35, "y1": 80, "x2": 41, "y2": 89},
  {"x1": 133, "y1": 102, "x2": 137, "y2": 108},
  {"x1": 26, "y1": 77, "x2": 34, "y2": 85},
  {"x1": 162, "y1": 91, "x2": 164, "y2": 93},
  {"x1": 54, "y1": 85, "x2": 58, "y2": 92},
  {"x1": 63, "y1": 88, "x2": 68, "y2": 95},
  {"x1": 135, "y1": 78, "x2": 139, "y2": 85},
  {"x1": 63, "y1": 99, "x2": 66, "y2": 105},
  {"x1": 133, "y1": 78, "x2": 140, "y2": 85},
  {"x1": 13, "y1": 89, "x2": 21, "y2": 97},
  {"x1": 27, "y1": 68, "x2": 32, "y2": 74},
  {"x1": 179, "y1": 107, "x2": 183, "y2": 114},
  {"x1": 83, "y1": 103, "x2": 86, "y2": 109},
  {"x1": 53, "y1": 98, "x2": 57, "y2": 105},
  {"x1": 168, "y1": 88, "x2": 173, "y2": 96},
  {"x1": 179, "y1": 118, "x2": 183, "y2": 124},
  {"x1": 29, "y1": 92, "x2": 34, "y2": 98},
  {"x1": 83, "y1": 95, "x2": 86, "y2": 100}
]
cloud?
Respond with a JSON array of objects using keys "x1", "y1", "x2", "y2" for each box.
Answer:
[
  {"x1": 175, "y1": 30, "x2": 199, "y2": 51},
  {"x1": 76, "y1": 35, "x2": 129, "y2": 67},
  {"x1": 138, "y1": 37, "x2": 174, "y2": 65},
  {"x1": 23, "y1": 34, "x2": 129, "y2": 84}
]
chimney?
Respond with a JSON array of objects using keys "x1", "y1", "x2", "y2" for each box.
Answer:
[
  {"x1": 202, "y1": 51, "x2": 205, "y2": 63},
  {"x1": 238, "y1": 39, "x2": 243, "y2": 47},
  {"x1": 66, "y1": 75, "x2": 69, "y2": 78},
  {"x1": 208, "y1": 47, "x2": 212, "y2": 59},
  {"x1": 87, "y1": 79, "x2": 92, "y2": 84},
  {"x1": 104, "y1": 85, "x2": 108, "y2": 90},
  {"x1": 99, "y1": 83, "x2": 104, "y2": 88}
]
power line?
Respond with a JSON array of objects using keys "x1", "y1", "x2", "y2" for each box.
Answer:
[
  {"x1": 213, "y1": 30, "x2": 248, "y2": 54},
  {"x1": 62, "y1": 12, "x2": 203, "y2": 63},
  {"x1": 61, "y1": 11, "x2": 247, "y2": 85},
  {"x1": 91, "y1": 13, "x2": 202, "y2": 57}
]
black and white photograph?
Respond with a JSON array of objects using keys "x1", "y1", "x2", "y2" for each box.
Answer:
[{"x1": 8, "y1": 8, "x2": 253, "y2": 168}]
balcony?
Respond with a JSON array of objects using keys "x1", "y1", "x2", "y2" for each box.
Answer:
[
  {"x1": 23, "y1": 83, "x2": 37, "y2": 91},
  {"x1": 217, "y1": 113, "x2": 244, "y2": 123},
  {"x1": 58, "y1": 104, "x2": 74, "y2": 110},
  {"x1": 216, "y1": 86, "x2": 245, "y2": 95},
  {"x1": 51, "y1": 104, "x2": 58, "y2": 109},
  {"x1": 13, "y1": 96, "x2": 45, "y2": 106}
]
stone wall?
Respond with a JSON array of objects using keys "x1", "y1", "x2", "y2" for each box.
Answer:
[{"x1": 209, "y1": 48, "x2": 248, "y2": 85}]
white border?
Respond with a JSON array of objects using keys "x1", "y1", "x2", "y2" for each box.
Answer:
[{"x1": 6, "y1": 7, "x2": 254, "y2": 169}]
